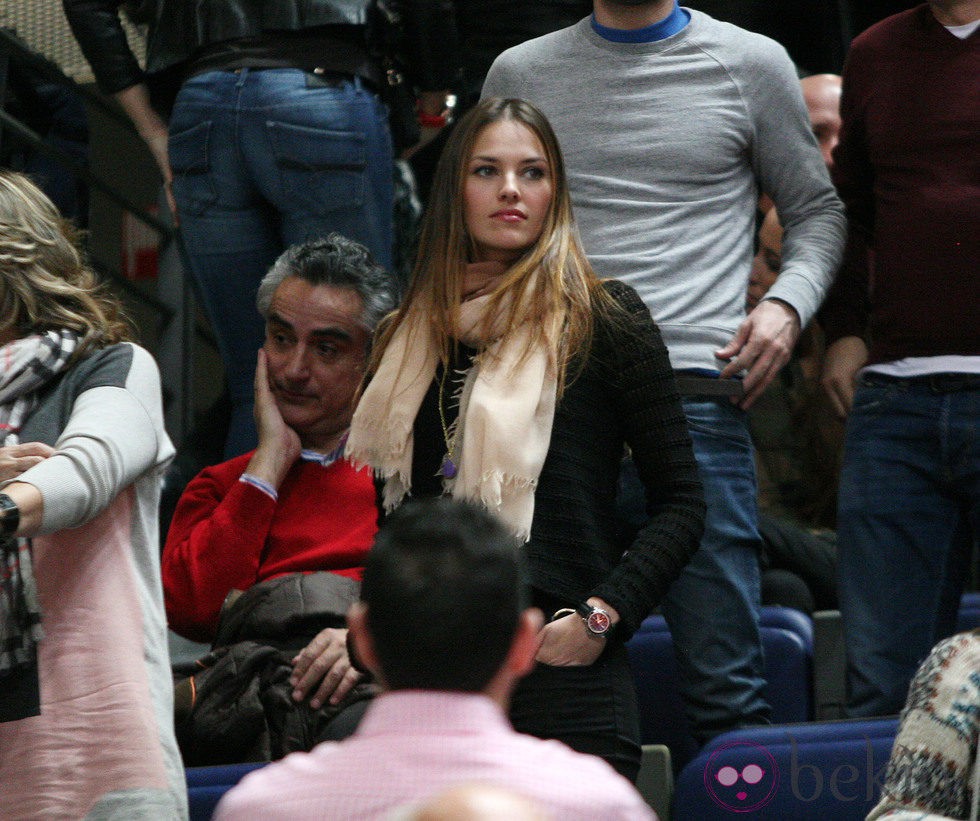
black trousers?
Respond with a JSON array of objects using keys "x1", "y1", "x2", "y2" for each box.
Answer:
[{"x1": 509, "y1": 642, "x2": 642, "y2": 782}]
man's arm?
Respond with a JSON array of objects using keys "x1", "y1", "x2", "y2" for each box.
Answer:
[
  {"x1": 718, "y1": 39, "x2": 846, "y2": 408},
  {"x1": 817, "y1": 51, "x2": 876, "y2": 418},
  {"x1": 749, "y1": 41, "x2": 847, "y2": 330},
  {"x1": 162, "y1": 352, "x2": 301, "y2": 641},
  {"x1": 161, "y1": 464, "x2": 280, "y2": 642},
  {"x1": 251, "y1": 350, "x2": 364, "y2": 706}
]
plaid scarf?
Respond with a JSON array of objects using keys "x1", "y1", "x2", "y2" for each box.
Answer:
[{"x1": 0, "y1": 329, "x2": 78, "y2": 674}]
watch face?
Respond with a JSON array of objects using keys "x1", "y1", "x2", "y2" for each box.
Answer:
[{"x1": 586, "y1": 609, "x2": 611, "y2": 635}]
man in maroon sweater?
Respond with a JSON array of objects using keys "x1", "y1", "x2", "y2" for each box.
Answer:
[
  {"x1": 819, "y1": 0, "x2": 979, "y2": 718},
  {"x1": 163, "y1": 235, "x2": 397, "y2": 710}
]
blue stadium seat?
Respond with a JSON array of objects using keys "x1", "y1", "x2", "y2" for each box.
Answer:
[
  {"x1": 186, "y1": 763, "x2": 266, "y2": 821},
  {"x1": 626, "y1": 606, "x2": 814, "y2": 771},
  {"x1": 671, "y1": 717, "x2": 898, "y2": 820},
  {"x1": 957, "y1": 591, "x2": 980, "y2": 632}
]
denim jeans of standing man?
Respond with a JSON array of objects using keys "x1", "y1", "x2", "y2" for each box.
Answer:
[
  {"x1": 837, "y1": 374, "x2": 979, "y2": 718},
  {"x1": 619, "y1": 397, "x2": 771, "y2": 747},
  {"x1": 169, "y1": 68, "x2": 394, "y2": 457}
]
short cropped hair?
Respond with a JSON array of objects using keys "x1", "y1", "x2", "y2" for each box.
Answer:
[
  {"x1": 256, "y1": 234, "x2": 398, "y2": 332},
  {"x1": 361, "y1": 498, "x2": 528, "y2": 692}
]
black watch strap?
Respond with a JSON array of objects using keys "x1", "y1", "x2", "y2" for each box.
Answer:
[{"x1": 0, "y1": 493, "x2": 20, "y2": 539}]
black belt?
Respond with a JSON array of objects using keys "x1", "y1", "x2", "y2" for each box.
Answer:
[
  {"x1": 187, "y1": 38, "x2": 383, "y2": 92},
  {"x1": 674, "y1": 374, "x2": 744, "y2": 398},
  {"x1": 862, "y1": 371, "x2": 980, "y2": 393},
  {"x1": 208, "y1": 66, "x2": 381, "y2": 94}
]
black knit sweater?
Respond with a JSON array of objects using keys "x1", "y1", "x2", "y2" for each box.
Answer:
[{"x1": 406, "y1": 280, "x2": 705, "y2": 639}]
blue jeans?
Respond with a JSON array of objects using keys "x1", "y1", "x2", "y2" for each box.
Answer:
[
  {"x1": 837, "y1": 375, "x2": 979, "y2": 717},
  {"x1": 661, "y1": 399, "x2": 770, "y2": 741},
  {"x1": 168, "y1": 69, "x2": 394, "y2": 456}
]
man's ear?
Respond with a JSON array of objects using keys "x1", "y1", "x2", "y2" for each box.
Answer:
[
  {"x1": 507, "y1": 608, "x2": 545, "y2": 678},
  {"x1": 347, "y1": 601, "x2": 380, "y2": 678}
]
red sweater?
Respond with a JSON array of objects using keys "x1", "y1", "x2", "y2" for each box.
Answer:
[
  {"x1": 162, "y1": 452, "x2": 377, "y2": 642},
  {"x1": 821, "y1": 5, "x2": 979, "y2": 363}
]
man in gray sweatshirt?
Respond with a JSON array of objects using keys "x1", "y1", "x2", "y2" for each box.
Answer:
[{"x1": 483, "y1": 0, "x2": 845, "y2": 748}]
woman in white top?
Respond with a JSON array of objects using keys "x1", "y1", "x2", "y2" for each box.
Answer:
[{"x1": 0, "y1": 171, "x2": 186, "y2": 819}]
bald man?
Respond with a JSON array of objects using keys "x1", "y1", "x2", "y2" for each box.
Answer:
[{"x1": 800, "y1": 74, "x2": 842, "y2": 170}]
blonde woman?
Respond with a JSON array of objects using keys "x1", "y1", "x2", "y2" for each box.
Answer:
[
  {"x1": 0, "y1": 172, "x2": 186, "y2": 818},
  {"x1": 348, "y1": 97, "x2": 706, "y2": 781}
]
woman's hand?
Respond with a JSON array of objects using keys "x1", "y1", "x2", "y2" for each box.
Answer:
[
  {"x1": 536, "y1": 612, "x2": 606, "y2": 667},
  {"x1": 290, "y1": 627, "x2": 362, "y2": 709},
  {"x1": 0, "y1": 442, "x2": 55, "y2": 482},
  {"x1": 113, "y1": 84, "x2": 177, "y2": 217}
]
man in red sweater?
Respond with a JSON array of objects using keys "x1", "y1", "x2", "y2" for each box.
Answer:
[
  {"x1": 163, "y1": 234, "x2": 397, "y2": 711},
  {"x1": 819, "y1": 0, "x2": 979, "y2": 718}
]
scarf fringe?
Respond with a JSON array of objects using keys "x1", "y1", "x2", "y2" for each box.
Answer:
[{"x1": 474, "y1": 470, "x2": 538, "y2": 502}]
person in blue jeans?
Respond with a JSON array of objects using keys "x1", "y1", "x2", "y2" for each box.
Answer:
[
  {"x1": 63, "y1": 0, "x2": 458, "y2": 456},
  {"x1": 166, "y1": 68, "x2": 394, "y2": 456},
  {"x1": 818, "y1": 0, "x2": 979, "y2": 718}
]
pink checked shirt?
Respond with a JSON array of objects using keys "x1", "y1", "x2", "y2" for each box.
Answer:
[{"x1": 214, "y1": 690, "x2": 656, "y2": 820}]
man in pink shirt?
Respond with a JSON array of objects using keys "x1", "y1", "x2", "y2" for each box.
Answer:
[{"x1": 215, "y1": 497, "x2": 656, "y2": 821}]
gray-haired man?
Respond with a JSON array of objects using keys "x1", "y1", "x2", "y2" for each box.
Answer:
[{"x1": 163, "y1": 234, "x2": 397, "y2": 713}]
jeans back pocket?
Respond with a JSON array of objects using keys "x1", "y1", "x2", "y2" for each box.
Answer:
[
  {"x1": 267, "y1": 121, "x2": 366, "y2": 216},
  {"x1": 168, "y1": 120, "x2": 219, "y2": 217}
]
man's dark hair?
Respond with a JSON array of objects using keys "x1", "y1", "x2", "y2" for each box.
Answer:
[
  {"x1": 256, "y1": 233, "x2": 398, "y2": 331},
  {"x1": 361, "y1": 497, "x2": 528, "y2": 692}
]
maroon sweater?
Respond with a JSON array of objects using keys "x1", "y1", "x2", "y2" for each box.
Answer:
[{"x1": 820, "y1": 4, "x2": 979, "y2": 364}]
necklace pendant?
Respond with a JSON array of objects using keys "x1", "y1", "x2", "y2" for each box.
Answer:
[{"x1": 440, "y1": 455, "x2": 458, "y2": 479}]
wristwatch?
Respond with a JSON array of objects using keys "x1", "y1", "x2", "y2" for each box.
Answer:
[
  {"x1": 0, "y1": 493, "x2": 20, "y2": 539},
  {"x1": 576, "y1": 601, "x2": 614, "y2": 637}
]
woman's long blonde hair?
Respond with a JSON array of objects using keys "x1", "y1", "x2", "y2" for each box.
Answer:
[
  {"x1": 370, "y1": 97, "x2": 614, "y2": 395},
  {"x1": 0, "y1": 171, "x2": 131, "y2": 355}
]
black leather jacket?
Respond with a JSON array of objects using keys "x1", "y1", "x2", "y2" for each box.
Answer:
[{"x1": 63, "y1": 0, "x2": 458, "y2": 97}]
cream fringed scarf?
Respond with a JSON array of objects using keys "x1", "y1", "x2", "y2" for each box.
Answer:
[{"x1": 347, "y1": 265, "x2": 558, "y2": 541}]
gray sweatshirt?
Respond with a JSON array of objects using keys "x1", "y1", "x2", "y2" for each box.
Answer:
[{"x1": 482, "y1": 10, "x2": 846, "y2": 371}]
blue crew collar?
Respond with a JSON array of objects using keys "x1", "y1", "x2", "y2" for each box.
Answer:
[{"x1": 591, "y1": 1, "x2": 690, "y2": 43}]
